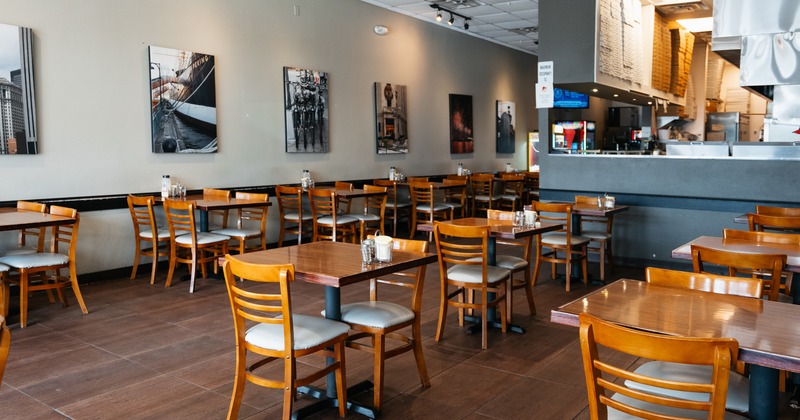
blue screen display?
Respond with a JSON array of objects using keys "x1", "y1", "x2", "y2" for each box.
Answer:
[{"x1": 553, "y1": 88, "x2": 589, "y2": 108}]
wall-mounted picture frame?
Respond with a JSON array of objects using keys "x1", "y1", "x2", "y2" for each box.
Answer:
[
  {"x1": 374, "y1": 82, "x2": 408, "y2": 154},
  {"x1": 149, "y1": 46, "x2": 218, "y2": 153},
  {"x1": 496, "y1": 100, "x2": 516, "y2": 153},
  {"x1": 0, "y1": 23, "x2": 37, "y2": 154},
  {"x1": 449, "y1": 94, "x2": 473, "y2": 154},
  {"x1": 284, "y1": 67, "x2": 329, "y2": 153}
]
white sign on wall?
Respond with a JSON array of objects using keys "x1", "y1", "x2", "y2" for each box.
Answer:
[{"x1": 536, "y1": 61, "x2": 554, "y2": 108}]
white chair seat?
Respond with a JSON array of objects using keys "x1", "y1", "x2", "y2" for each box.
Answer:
[
  {"x1": 416, "y1": 203, "x2": 450, "y2": 212},
  {"x1": 175, "y1": 232, "x2": 230, "y2": 245},
  {"x1": 338, "y1": 301, "x2": 413, "y2": 328},
  {"x1": 350, "y1": 213, "x2": 381, "y2": 222},
  {"x1": 386, "y1": 200, "x2": 412, "y2": 209},
  {"x1": 609, "y1": 393, "x2": 748, "y2": 419},
  {"x1": 139, "y1": 228, "x2": 171, "y2": 240},
  {"x1": 474, "y1": 195, "x2": 500, "y2": 202},
  {"x1": 541, "y1": 233, "x2": 590, "y2": 246},
  {"x1": 625, "y1": 361, "x2": 750, "y2": 413},
  {"x1": 284, "y1": 212, "x2": 314, "y2": 222},
  {"x1": 498, "y1": 194, "x2": 520, "y2": 201},
  {"x1": 442, "y1": 203, "x2": 462, "y2": 209},
  {"x1": 0, "y1": 263, "x2": 9, "y2": 272},
  {"x1": 581, "y1": 230, "x2": 612, "y2": 241},
  {"x1": 316, "y1": 215, "x2": 358, "y2": 225},
  {"x1": 1, "y1": 253, "x2": 69, "y2": 269},
  {"x1": 211, "y1": 228, "x2": 261, "y2": 238},
  {"x1": 1, "y1": 247, "x2": 38, "y2": 257},
  {"x1": 467, "y1": 255, "x2": 527, "y2": 270},
  {"x1": 447, "y1": 264, "x2": 510, "y2": 284},
  {"x1": 245, "y1": 313, "x2": 350, "y2": 351}
]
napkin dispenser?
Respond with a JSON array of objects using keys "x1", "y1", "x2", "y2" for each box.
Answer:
[
  {"x1": 604, "y1": 195, "x2": 616, "y2": 209},
  {"x1": 374, "y1": 232, "x2": 393, "y2": 263}
]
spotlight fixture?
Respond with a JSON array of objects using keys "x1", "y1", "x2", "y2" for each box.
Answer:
[
  {"x1": 464, "y1": 21, "x2": 469, "y2": 30},
  {"x1": 430, "y1": 4, "x2": 471, "y2": 30},
  {"x1": 436, "y1": 11, "x2": 442, "y2": 22},
  {"x1": 448, "y1": 13, "x2": 454, "y2": 25}
]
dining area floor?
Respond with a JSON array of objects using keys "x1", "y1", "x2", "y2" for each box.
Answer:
[{"x1": 2, "y1": 256, "x2": 799, "y2": 419}]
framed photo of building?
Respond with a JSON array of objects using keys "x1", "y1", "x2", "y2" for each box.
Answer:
[
  {"x1": 284, "y1": 67, "x2": 329, "y2": 153},
  {"x1": 149, "y1": 46, "x2": 218, "y2": 153},
  {"x1": 449, "y1": 94, "x2": 473, "y2": 154},
  {"x1": 496, "y1": 100, "x2": 516, "y2": 153},
  {"x1": 374, "y1": 82, "x2": 408, "y2": 154},
  {"x1": 0, "y1": 23, "x2": 37, "y2": 154}
]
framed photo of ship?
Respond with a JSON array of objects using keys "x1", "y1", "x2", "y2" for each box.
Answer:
[
  {"x1": 148, "y1": 46, "x2": 217, "y2": 153},
  {"x1": 374, "y1": 82, "x2": 408, "y2": 154},
  {"x1": 496, "y1": 100, "x2": 516, "y2": 153},
  {"x1": 449, "y1": 94, "x2": 473, "y2": 154},
  {"x1": 284, "y1": 67, "x2": 329, "y2": 153},
  {"x1": 0, "y1": 23, "x2": 37, "y2": 154}
]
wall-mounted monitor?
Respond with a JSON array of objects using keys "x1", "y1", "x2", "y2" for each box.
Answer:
[{"x1": 553, "y1": 87, "x2": 589, "y2": 109}]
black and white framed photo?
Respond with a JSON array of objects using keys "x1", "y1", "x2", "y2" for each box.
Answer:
[
  {"x1": 0, "y1": 23, "x2": 37, "y2": 154},
  {"x1": 284, "y1": 67, "x2": 329, "y2": 153},
  {"x1": 496, "y1": 100, "x2": 516, "y2": 153},
  {"x1": 374, "y1": 82, "x2": 408, "y2": 154}
]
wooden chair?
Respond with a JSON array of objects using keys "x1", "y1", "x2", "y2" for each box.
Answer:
[
  {"x1": 127, "y1": 195, "x2": 170, "y2": 284},
  {"x1": 222, "y1": 256, "x2": 349, "y2": 420},
  {"x1": 410, "y1": 182, "x2": 452, "y2": 240},
  {"x1": 756, "y1": 205, "x2": 800, "y2": 217},
  {"x1": 0, "y1": 206, "x2": 88, "y2": 328},
  {"x1": 723, "y1": 228, "x2": 799, "y2": 301},
  {"x1": 308, "y1": 188, "x2": 358, "y2": 243},
  {"x1": 470, "y1": 173, "x2": 499, "y2": 217},
  {"x1": 441, "y1": 178, "x2": 468, "y2": 219},
  {"x1": 275, "y1": 185, "x2": 313, "y2": 247},
  {"x1": 374, "y1": 179, "x2": 412, "y2": 237},
  {"x1": 691, "y1": 244, "x2": 786, "y2": 302},
  {"x1": 0, "y1": 264, "x2": 9, "y2": 319},
  {"x1": 1, "y1": 201, "x2": 47, "y2": 256},
  {"x1": 203, "y1": 187, "x2": 231, "y2": 230},
  {"x1": 349, "y1": 184, "x2": 386, "y2": 241},
  {"x1": 523, "y1": 171, "x2": 540, "y2": 202},
  {"x1": 211, "y1": 192, "x2": 269, "y2": 254},
  {"x1": 339, "y1": 238, "x2": 430, "y2": 410},
  {"x1": 433, "y1": 222, "x2": 510, "y2": 350},
  {"x1": 574, "y1": 195, "x2": 615, "y2": 282},
  {"x1": 334, "y1": 181, "x2": 354, "y2": 213},
  {"x1": 530, "y1": 202, "x2": 589, "y2": 292},
  {"x1": 406, "y1": 177, "x2": 429, "y2": 183},
  {"x1": 485, "y1": 210, "x2": 536, "y2": 320},
  {"x1": 0, "y1": 315, "x2": 9, "y2": 384},
  {"x1": 632, "y1": 266, "x2": 756, "y2": 414},
  {"x1": 163, "y1": 199, "x2": 230, "y2": 293},
  {"x1": 497, "y1": 173, "x2": 526, "y2": 212},
  {"x1": 579, "y1": 313, "x2": 741, "y2": 419},
  {"x1": 747, "y1": 212, "x2": 800, "y2": 233}
]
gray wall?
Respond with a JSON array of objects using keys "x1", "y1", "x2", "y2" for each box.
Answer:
[{"x1": 0, "y1": 0, "x2": 538, "y2": 274}]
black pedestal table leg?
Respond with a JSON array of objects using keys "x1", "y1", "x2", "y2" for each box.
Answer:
[
  {"x1": 748, "y1": 364, "x2": 779, "y2": 420},
  {"x1": 465, "y1": 236, "x2": 525, "y2": 334}
]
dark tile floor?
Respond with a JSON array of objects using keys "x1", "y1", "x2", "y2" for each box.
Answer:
[{"x1": 1, "y1": 253, "x2": 797, "y2": 419}]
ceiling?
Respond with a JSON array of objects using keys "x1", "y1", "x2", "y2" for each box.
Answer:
[{"x1": 361, "y1": 0, "x2": 541, "y2": 55}]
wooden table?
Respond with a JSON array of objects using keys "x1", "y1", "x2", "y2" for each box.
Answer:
[
  {"x1": 0, "y1": 207, "x2": 75, "y2": 231},
  {"x1": 160, "y1": 195, "x2": 272, "y2": 232},
  {"x1": 551, "y1": 279, "x2": 800, "y2": 419},
  {"x1": 231, "y1": 241, "x2": 437, "y2": 419},
  {"x1": 671, "y1": 235, "x2": 800, "y2": 274}
]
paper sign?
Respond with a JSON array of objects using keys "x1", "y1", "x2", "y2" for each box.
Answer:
[
  {"x1": 538, "y1": 61, "x2": 553, "y2": 84},
  {"x1": 536, "y1": 82, "x2": 554, "y2": 108}
]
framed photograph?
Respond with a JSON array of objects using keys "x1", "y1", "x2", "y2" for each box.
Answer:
[
  {"x1": 284, "y1": 67, "x2": 329, "y2": 153},
  {"x1": 449, "y1": 94, "x2": 473, "y2": 154},
  {"x1": 496, "y1": 100, "x2": 516, "y2": 153},
  {"x1": 0, "y1": 23, "x2": 37, "y2": 154},
  {"x1": 374, "y1": 82, "x2": 408, "y2": 154},
  {"x1": 149, "y1": 46, "x2": 218, "y2": 153}
]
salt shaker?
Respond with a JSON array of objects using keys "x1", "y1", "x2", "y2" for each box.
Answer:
[{"x1": 361, "y1": 238, "x2": 375, "y2": 265}]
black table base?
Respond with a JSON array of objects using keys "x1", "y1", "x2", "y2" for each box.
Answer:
[{"x1": 295, "y1": 380, "x2": 377, "y2": 419}]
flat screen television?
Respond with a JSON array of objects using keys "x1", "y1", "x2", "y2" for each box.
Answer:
[{"x1": 553, "y1": 88, "x2": 589, "y2": 109}]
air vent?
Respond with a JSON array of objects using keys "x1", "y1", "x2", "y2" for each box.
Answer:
[
  {"x1": 509, "y1": 26, "x2": 539, "y2": 35},
  {"x1": 656, "y1": 2, "x2": 709, "y2": 14},
  {"x1": 427, "y1": 0, "x2": 485, "y2": 9}
]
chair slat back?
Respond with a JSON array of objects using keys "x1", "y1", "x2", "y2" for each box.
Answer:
[
  {"x1": 407, "y1": 177, "x2": 428, "y2": 183},
  {"x1": 500, "y1": 173, "x2": 525, "y2": 196},
  {"x1": 373, "y1": 179, "x2": 400, "y2": 204},
  {"x1": 486, "y1": 210, "x2": 532, "y2": 257},
  {"x1": 163, "y1": 199, "x2": 197, "y2": 243},
  {"x1": 645, "y1": 267, "x2": 762, "y2": 298},
  {"x1": 579, "y1": 313, "x2": 737, "y2": 419},
  {"x1": 442, "y1": 179, "x2": 467, "y2": 201},
  {"x1": 531, "y1": 201, "x2": 573, "y2": 236},
  {"x1": 470, "y1": 173, "x2": 494, "y2": 197},
  {"x1": 276, "y1": 185, "x2": 304, "y2": 216},
  {"x1": 574, "y1": 195, "x2": 613, "y2": 232},
  {"x1": 127, "y1": 195, "x2": 158, "y2": 237},
  {"x1": 234, "y1": 192, "x2": 269, "y2": 231},
  {"x1": 49, "y1": 206, "x2": 79, "y2": 258},
  {"x1": 757, "y1": 205, "x2": 800, "y2": 217},
  {"x1": 410, "y1": 182, "x2": 435, "y2": 209},
  {"x1": 434, "y1": 222, "x2": 488, "y2": 267},
  {"x1": 362, "y1": 184, "x2": 387, "y2": 219},
  {"x1": 691, "y1": 244, "x2": 786, "y2": 301},
  {"x1": 16, "y1": 200, "x2": 47, "y2": 251},
  {"x1": 748, "y1": 213, "x2": 800, "y2": 232},
  {"x1": 203, "y1": 188, "x2": 230, "y2": 200},
  {"x1": 724, "y1": 228, "x2": 800, "y2": 246},
  {"x1": 308, "y1": 188, "x2": 337, "y2": 218},
  {"x1": 367, "y1": 238, "x2": 428, "y2": 304}
]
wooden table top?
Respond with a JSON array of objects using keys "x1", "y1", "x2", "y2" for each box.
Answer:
[
  {"x1": 227, "y1": 241, "x2": 437, "y2": 288},
  {"x1": 551, "y1": 279, "x2": 800, "y2": 372},
  {"x1": 571, "y1": 203, "x2": 630, "y2": 217},
  {"x1": 398, "y1": 181, "x2": 463, "y2": 190},
  {"x1": 0, "y1": 209, "x2": 76, "y2": 231},
  {"x1": 161, "y1": 195, "x2": 272, "y2": 211},
  {"x1": 671, "y1": 235, "x2": 800, "y2": 271},
  {"x1": 327, "y1": 188, "x2": 387, "y2": 199},
  {"x1": 416, "y1": 217, "x2": 562, "y2": 239}
]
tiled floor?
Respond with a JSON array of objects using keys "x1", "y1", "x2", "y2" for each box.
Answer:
[{"x1": 0, "y1": 252, "x2": 796, "y2": 419}]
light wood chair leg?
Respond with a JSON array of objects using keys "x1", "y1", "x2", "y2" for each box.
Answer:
[
  {"x1": 19, "y1": 273, "x2": 28, "y2": 328},
  {"x1": 130, "y1": 242, "x2": 141, "y2": 281},
  {"x1": 69, "y1": 264, "x2": 88, "y2": 314},
  {"x1": 335, "y1": 341, "x2": 347, "y2": 417},
  {"x1": 227, "y1": 340, "x2": 247, "y2": 420}
]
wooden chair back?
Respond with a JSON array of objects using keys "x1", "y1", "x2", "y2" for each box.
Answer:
[
  {"x1": 407, "y1": 177, "x2": 429, "y2": 183},
  {"x1": 524, "y1": 172, "x2": 540, "y2": 201},
  {"x1": 275, "y1": 185, "x2": 304, "y2": 216},
  {"x1": 128, "y1": 195, "x2": 159, "y2": 241},
  {"x1": 16, "y1": 200, "x2": 47, "y2": 252},
  {"x1": 531, "y1": 201, "x2": 573, "y2": 237},
  {"x1": 486, "y1": 209, "x2": 532, "y2": 261},
  {"x1": 0, "y1": 316, "x2": 8, "y2": 384},
  {"x1": 748, "y1": 212, "x2": 800, "y2": 233},
  {"x1": 366, "y1": 237, "x2": 428, "y2": 303},
  {"x1": 434, "y1": 222, "x2": 490, "y2": 273},
  {"x1": 645, "y1": 267, "x2": 762, "y2": 298},
  {"x1": 724, "y1": 228, "x2": 800, "y2": 246},
  {"x1": 579, "y1": 313, "x2": 738, "y2": 419},
  {"x1": 691, "y1": 244, "x2": 786, "y2": 301},
  {"x1": 446, "y1": 175, "x2": 468, "y2": 181},
  {"x1": 334, "y1": 181, "x2": 353, "y2": 212},
  {"x1": 308, "y1": 188, "x2": 356, "y2": 242},
  {"x1": 756, "y1": 205, "x2": 800, "y2": 217},
  {"x1": 234, "y1": 192, "x2": 270, "y2": 251},
  {"x1": 574, "y1": 195, "x2": 614, "y2": 234},
  {"x1": 362, "y1": 184, "x2": 387, "y2": 223},
  {"x1": 442, "y1": 178, "x2": 467, "y2": 217},
  {"x1": 203, "y1": 188, "x2": 231, "y2": 228},
  {"x1": 470, "y1": 173, "x2": 494, "y2": 197},
  {"x1": 49, "y1": 206, "x2": 79, "y2": 258},
  {"x1": 410, "y1": 182, "x2": 435, "y2": 211},
  {"x1": 163, "y1": 199, "x2": 197, "y2": 242}
]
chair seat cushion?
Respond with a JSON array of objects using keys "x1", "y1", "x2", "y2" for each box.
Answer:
[
  {"x1": 0, "y1": 263, "x2": 9, "y2": 272},
  {"x1": 474, "y1": 195, "x2": 500, "y2": 202},
  {"x1": 467, "y1": 255, "x2": 528, "y2": 270},
  {"x1": 284, "y1": 212, "x2": 314, "y2": 222},
  {"x1": 447, "y1": 264, "x2": 510, "y2": 284},
  {"x1": 0, "y1": 252, "x2": 69, "y2": 269},
  {"x1": 211, "y1": 228, "x2": 261, "y2": 239},
  {"x1": 541, "y1": 233, "x2": 590, "y2": 246},
  {"x1": 1, "y1": 246, "x2": 39, "y2": 257},
  {"x1": 139, "y1": 228, "x2": 170, "y2": 240},
  {"x1": 441, "y1": 203, "x2": 462, "y2": 209},
  {"x1": 581, "y1": 230, "x2": 612, "y2": 241},
  {"x1": 350, "y1": 213, "x2": 381, "y2": 222},
  {"x1": 608, "y1": 393, "x2": 748, "y2": 419},
  {"x1": 498, "y1": 194, "x2": 520, "y2": 201},
  {"x1": 317, "y1": 215, "x2": 358, "y2": 225},
  {"x1": 245, "y1": 314, "x2": 350, "y2": 351},
  {"x1": 386, "y1": 201, "x2": 412, "y2": 209},
  {"x1": 175, "y1": 232, "x2": 230, "y2": 245},
  {"x1": 625, "y1": 361, "x2": 750, "y2": 414},
  {"x1": 416, "y1": 203, "x2": 450, "y2": 212},
  {"x1": 338, "y1": 301, "x2": 414, "y2": 328}
]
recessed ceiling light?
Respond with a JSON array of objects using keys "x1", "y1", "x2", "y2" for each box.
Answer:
[
  {"x1": 647, "y1": 101, "x2": 653, "y2": 105},
  {"x1": 613, "y1": 94, "x2": 619, "y2": 97},
  {"x1": 591, "y1": 88, "x2": 598, "y2": 93}
]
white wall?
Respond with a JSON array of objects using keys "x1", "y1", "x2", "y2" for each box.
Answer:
[{"x1": 0, "y1": 0, "x2": 538, "y2": 274}]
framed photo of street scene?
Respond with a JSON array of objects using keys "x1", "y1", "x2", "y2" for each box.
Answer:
[
  {"x1": 284, "y1": 67, "x2": 329, "y2": 153},
  {"x1": 496, "y1": 100, "x2": 516, "y2": 153},
  {"x1": 0, "y1": 23, "x2": 37, "y2": 154},
  {"x1": 148, "y1": 46, "x2": 218, "y2": 153},
  {"x1": 374, "y1": 82, "x2": 408, "y2": 154},
  {"x1": 449, "y1": 94, "x2": 473, "y2": 154}
]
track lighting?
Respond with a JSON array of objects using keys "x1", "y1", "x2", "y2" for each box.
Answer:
[
  {"x1": 430, "y1": 4, "x2": 471, "y2": 30},
  {"x1": 448, "y1": 13, "x2": 454, "y2": 25},
  {"x1": 464, "y1": 21, "x2": 469, "y2": 30},
  {"x1": 436, "y1": 11, "x2": 442, "y2": 22}
]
